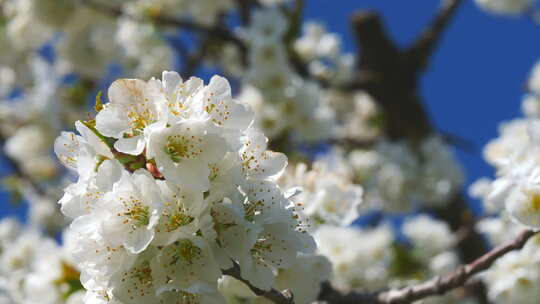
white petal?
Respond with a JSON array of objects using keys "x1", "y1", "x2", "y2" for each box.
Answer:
[
  {"x1": 124, "y1": 228, "x2": 155, "y2": 254},
  {"x1": 96, "y1": 159, "x2": 124, "y2": 191},
  {"x1": 162, "y1": 159, "x2": 211, "y2": 191},
  {"x1": 162, "y1": 71, "x2": 182, "y2": 97},
  {"x1": 253, "y1": 151, "x2": 287, "y2": 179},
  {"x1": 113, "y1": 135, "x2": 145, "y2": 155},
  {"x1": 54, "y1": 131, "x2": 80, "y2": 170},
  {"x1": 95, "y1": 105, "x2": 130, "y2": 138},
  {"x1": 75, "y1": 120, "x2": 114, "y2": 158}
]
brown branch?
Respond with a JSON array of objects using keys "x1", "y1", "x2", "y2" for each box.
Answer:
[
  {"x1": 346, "y1": 2, "x2": 486, "y2": 302},
  {"x1": 328, "y1": 137, "x2": 376, "y2": 149},
  {"x1": 235, "y1": 0, "x2": 260, "y2": 26},
  {"x1": 349, "y1": 0, "x2": 465, "y2": 141},
  {"x1": 317, "y1": 229, "x2": 538, "y2": 304},
  {"x1": 406, "y1": 0, "x2": 465, "y2": 71},
  {"x1": 351, "y1": 11, "x2": 432, "y2": 142},
  {"x1": 377, "y1": 229, "x2": 537, "y2": 303},
  {"x1": 223, "y1": 262, "x2": 295, "y2": 304},
  {"x1": 349, "y1": 0, "x2": 485, "y2": 269}
]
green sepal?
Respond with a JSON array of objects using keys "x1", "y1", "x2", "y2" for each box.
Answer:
[
  {"x1": 94, "y1": 90, "x2": 104, "y2": 112},
  {"x1": 80, "y1": 120, "x2": 116, "y2": 150}
]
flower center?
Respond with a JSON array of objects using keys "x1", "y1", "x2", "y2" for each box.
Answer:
[
  {"x1": 244, "y1": 200, "x2": 264, "y2": 221},
  {"x1": 165, "y1": 134, "x2": 201, "y2": 162},
  {"x1": 250, "y1": 239, "x2": 273, "y2": 261},
  {"x1": 163, "y1": 200, "x2": 194, "y2": 232},
  {"x1": 124, "y1": 260, "x2": 153, "y2": 294},
  {"x1": 121, "y1": 196, "x2": 150, "y2": 228},
  {"x1": 531, "y1": 192, "x2": 540, "y2": 211},
  {"x1": 177, "y1": 291, "x2": 201, "y2": 304},
  {"x1": 170, "y1": 239, "x2": 202, "y2": 265},
  {"x1": 127, "y1": 106, "x2": 154, "y2": 131}
]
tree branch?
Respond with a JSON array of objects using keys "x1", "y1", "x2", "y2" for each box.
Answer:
[
  {"x1": 223, "y1": 262, "x2": 295, "y2": 304},
  {"x1": 235, "y1": 0, "x2": 261, "y2": 26},
  {"x1": 377, "y1": 229, "x2": 537, "y2": 303},
  {"x1": 346, "y1": 3, "x2": 488, "y2": 303},
  {"x1": 317, "y1": 229, "x2": 538, "y2": 304},
  {"x1": 349, "y1": 0, "x2": 485, "y2": 266},
  {"x1": 349, "y1": 0, "x2": 465, "y2": 141},
  {"x1": 406, "y1": 0, "x2": 465, "y2": 71}
]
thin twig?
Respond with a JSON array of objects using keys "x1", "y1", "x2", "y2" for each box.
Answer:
[
  {"x1": 317, "y1": 229, "x2": 538, "y2": 304},
  {"x1": 328, "y1": 137, "x2": 376, "y2": 149},
  {"x1": 406, "y1": 0, "x2": 465, "y2": 70},
  {"x1": 223, "y1": 262, "x2": 295, "y2": 304},
  {"x1": 377, "y1": 229, "x2": 536, "y2": 303}
]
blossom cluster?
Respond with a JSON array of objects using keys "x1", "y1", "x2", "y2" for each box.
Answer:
[
  {"x1": 348, "y1": 136, "x2": 464, "y2": 212},
  {"x1": 278, "y1": 155, "x2": 363, "y2": 230},
  {"x1": 55, "y1": 72, "x2": 320, "y2": 303},
  {"x1": 239, "y1": 8, "x2": 339, "y2": 143},
  {"x1": 1, "y1": 0, "x2": 539, "y2": 303},
  {"x1": 483, "y1": 234, "x2": 540, "y2": 304},
  {"x1": 276, "y1": 150, "x2": 464, "y2": 297},
  {"x1": 468, "y1": 60, "x2": 540, "y2": 303},
  {"x1": 0, "y1": 218, "x2": 83, "y2": 304},
  {"x1": 472, "y1": 61, "x2": 540, "y2": 229},
  {"x1": 0, "y1": 2, "x2": 356, "y2": 230},
  {"x1": 313, "y1": 215, "x2": 463, "y2": 302}
]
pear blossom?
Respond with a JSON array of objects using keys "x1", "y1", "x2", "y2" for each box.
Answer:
[
  {"x1": 54, "y1": 72, "x2": 315, "y2": 303},
  {"x1": 95, "y1": 78, "x2": 167, "y2": 155},
  {"x1": 146, "y1": 119, "x2": 227, "y2": 191},
  {"x1": 1, "y1": 1, "x2": 533, "y2": 303}
]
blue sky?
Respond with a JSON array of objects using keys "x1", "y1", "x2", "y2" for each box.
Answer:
[
  {"x1": 305, "y1": 1, "x2": 540, "y2": 211},
  {"x1": 1, "y1": 1, "x2": 539, "y2": 219}
]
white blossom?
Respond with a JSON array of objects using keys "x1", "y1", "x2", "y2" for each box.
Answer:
[
  {"x1": 315, "y1": 225, "x2": 394, "y2": 290},
  {"x1": 483, "y1": 235, "x2": 540, "y2": 304},
  {"x1": 54, "y1": 72, "x2": 314, "y2": 303},
  {"x1": 402, "y1": 215, "x2": 456, "y2": 260},
  {"x1": 475, "y1": 0, "x2": 534, "y2": 15}
]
